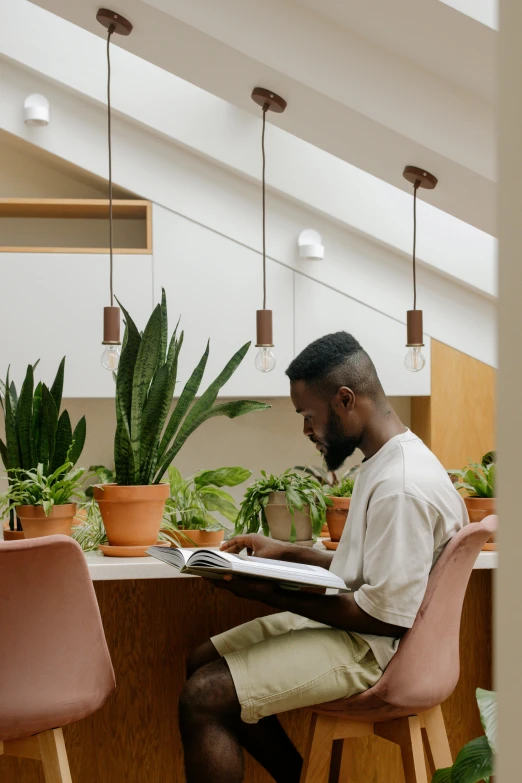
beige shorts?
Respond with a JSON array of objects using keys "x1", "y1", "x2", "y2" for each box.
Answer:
[{"x1": 211, "y1": 611, "x2": 383, "y2": 724}]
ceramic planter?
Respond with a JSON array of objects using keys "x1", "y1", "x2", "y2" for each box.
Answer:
[
  {"x1": 464, "y1": 496, "x2": 496, "y2": 548},
  {"x1": 2, "y1": 521, "x2": 25, "y2": 541},
  {"x1": 94, "y1": 484, "x2": 169, "y2": 547},
  {"x1": 166, "y1": 529, "x2": 225, "y2": 548},
  {"x1": 326, "y1": 497, "x2": 351, "y2": 542},
  {"x1": 264, "y1": 491, "x2": 314, "y2": 545},
  {"x1": 16, "y1": 504, "x2": 77, "y2": 539}
]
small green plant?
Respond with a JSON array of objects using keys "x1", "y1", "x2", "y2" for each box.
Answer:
[
  {"x1": 85, "y1": 464, "x2": 116, "y2": 498},
  {"x1": 0, "y1": 359, "x2": 86, "y2": 530},
  {"x1": 235, "y1": 470, "x2": 331, "y2": 541},
  {"x1": 114, "y1": 290, "x2": 269, "y2": 486},
  {"x1": 72, "y1": 498, "x2": 108, "y2": 551},
  {"x1": 432, "y1": 688, "x2": 495, "y2": 782},
  {"x1": 294, "y1": 463, "x2": 360, "y2": 488},
  {"x1": 451, "y1": 452, "x2": 496, "y2": 499},
  {"x1": 0, "y1": 461, "x2": 86, "y2": 517},
  {"x1": 162, "y1": 465, "x2": 252, "y2": 545},
  {"x1": 326, "y1": 475, "x2": 355, "y2": 498}
]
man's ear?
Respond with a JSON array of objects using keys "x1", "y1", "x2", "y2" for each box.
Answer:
[{"x1": 337, "y1": 386, "x2": 356, "y2": 411}]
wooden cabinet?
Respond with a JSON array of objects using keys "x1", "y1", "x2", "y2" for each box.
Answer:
[
  {"x1": 152, "y1": 206, "x2": 294, "y2": 397},
  {"x1": 0, "y1": 253, "x2": 153, "y2": 397},
  {"x1": 294, "y1": 275, "x2": 431, "y2": 396}
]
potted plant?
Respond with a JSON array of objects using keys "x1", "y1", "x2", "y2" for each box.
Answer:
[
  {"x1": 0, "y1": 461, "x2": 86, "y2": 538},
  {"x1": 451, "y1": 451, "x2": 496, "y2": 550},
  {"x1": 295, "y1": 463, "x2": 360, "y2": 536},
  {"x1": 0, "y1": 359, "x2": 86, "y2": 540},
  {"x1": 161, "y1": 465, "x2": 252, "y2": 547},
  {"x1": 324, "y1": 476, "x2": 355, "y2": 543},
  {"x1": 94, "y1": 290, "x2": 269, "y2": 551},
  {"x1": 235, "y1": 470, "x2": 331, "y2": 545},
  {"x1": 432, "y1": 688, "x2": 495, "y2": 782}
]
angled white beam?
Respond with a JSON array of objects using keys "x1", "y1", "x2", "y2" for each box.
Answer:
[
  {"x1": 30, "y1": 0, "x2": 496, "y2": 235},
  {"x1": 0, "y1": 0, "x2": 497, "y2": 299}
]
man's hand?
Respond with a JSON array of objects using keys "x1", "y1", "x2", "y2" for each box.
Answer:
[
  {"x1": 220, "y1": 533, "x2": 288, "y2": 559},
  {"x1": 207, "y1": 575, "x2": 279, "y2": 603}
]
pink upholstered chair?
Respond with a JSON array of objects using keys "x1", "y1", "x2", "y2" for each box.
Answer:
[
  {"x1": 300, "y1": 515, "x2": 498, "y2": 783},
  {"x1": 0, "y1": 535, "x2": 115, "y2": 781}
]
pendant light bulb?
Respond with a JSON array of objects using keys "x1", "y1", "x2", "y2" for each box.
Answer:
[
  {"x1": 101, "y1": 345, "x2": 121, "y2": 371},
  {"x1": 255, "y1": 347, "x2": 276, "y2": 373},
  {"x1": 404, "y1": 346, "x2": 426, "y2": 373}
]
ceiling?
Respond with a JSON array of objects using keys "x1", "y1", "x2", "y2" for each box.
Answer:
[{"x1": 28, "y1": 0, "x2": 497, "y2": 236}]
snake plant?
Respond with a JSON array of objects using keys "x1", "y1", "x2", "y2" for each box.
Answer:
[
  {"x1": 0, "y1": 360, "x2": 86, "y2": 530},
  {"x1": 114, "y1": 290, "x2": 269, "y2": 486}
]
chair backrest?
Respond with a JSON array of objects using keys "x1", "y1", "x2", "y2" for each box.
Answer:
[
  {"x1": 376, "y1": 516, "x2": 497, "y2": 710},
  {"x1": 0, "y1": 535, "x2": 115, "y2": 742}
]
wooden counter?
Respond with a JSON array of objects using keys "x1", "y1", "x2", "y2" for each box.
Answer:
[{"x1": 0, "y1": 556, "x2": 493, "y2": 783}]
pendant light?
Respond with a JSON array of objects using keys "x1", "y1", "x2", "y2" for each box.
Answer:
[
  {"x1": 251, "y1": 88, "x2": 287, "y2": 373},
  {"x1": 97, "y1": 9, "x2": 133, "y2": 371},
  {"x1": 402, "y1": 166, "x2": 438, "y2": 373}
]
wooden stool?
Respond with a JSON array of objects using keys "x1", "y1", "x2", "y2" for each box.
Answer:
[
  {"x1": 301, "y1": 704, "x2": 452, "y2": 782},
  {"x1": 299, "y1": 516, "x2": 498, "y2": 783},
  {"x1": 0, "y1": 536, "x2": 115, "y2": 781}
]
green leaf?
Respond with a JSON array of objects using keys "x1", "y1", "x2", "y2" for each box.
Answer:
[
  {"x1": 4, "y1": 369, "x2": 20, "y2": 472},
  {"x1": 40, "y1": 385, "x2": 58, "y2": 472},
  {"x1": 32, "y1": 382, "x2": 43, "y2": 464},
  {"x1": 130, "y1": 304, "x2": 162, "y2": 483},
  {"x1": 201, "y1": 487, "x2": 239, "y2": 523},
  {"x1": 115, "y1": 298, "x2": 142, "y2": 433},
  {"x1": 154, "y1": 342, "x2": 210, "y2": 478},
  {"x1": 159, "y1": 288, "x2": 168, "y2": 367},
  {"x1": 476, "y1": 688, "x2": 496, "y2": 753},
  {"x1": 50, "y1": 357, "x2": 65, "y2": 413},
  {"x1": 139, "y1": 363, "x2": 170, "y2": 483},
  {"x1": 168, "y1": 465, "x2": 184, "y2": 494},
  {"x1": 449, "y1": 735, "x2": 494, "y2": 783},
  {"x1": 49, "y1": 410, "x2": 72, "y2": 473},
  {"x1": 195, "y1": 466, "x2": 252, "y2": 489},
  {"x1": 431, "y1": 767, "x2": 453, "y2": 783},
  {"x1": 69, "y1": 416, "x2": 87, "y2": 467},
  {"x1": 16, "y1": 365, "x2": 35, "y2": 469},
  {"x1": 0, "y1": 437, "x2": 8, "y2": 470}
]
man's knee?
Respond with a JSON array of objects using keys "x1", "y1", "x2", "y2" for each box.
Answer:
[
  {"x1": 179, "y1": 659, "x2": 240, "y2": 725},
  {"x1": 186, "y1": 640, "x2": 220, "y2": 678}
]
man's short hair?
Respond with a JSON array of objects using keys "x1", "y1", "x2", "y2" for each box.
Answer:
[{"x1": 286, "y1": 331, "x2": 384, "y2": 400}]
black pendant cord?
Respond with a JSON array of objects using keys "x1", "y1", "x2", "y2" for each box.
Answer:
[
  {"x1": 412, "y1": 180, "x2": 420, "y2": 311},
  {"x1": 261, "y1": 104, "x2": 268, "y2": 311},
  {"x1": 106, "y1": 25, "x2": 115, "y2": 307}
]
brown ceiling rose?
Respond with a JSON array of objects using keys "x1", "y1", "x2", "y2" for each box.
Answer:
[
  {"x1": 97, "y1": 9, "x2": 133, "y2": 371},
  {"x1": 252, "y1": 87, "x2": 287, "y2": 373},
  {"x1": 403, "y1": 165, "x2": 438, "y2": 373}
]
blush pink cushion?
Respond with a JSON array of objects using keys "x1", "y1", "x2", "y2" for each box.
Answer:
[
  {"x1": 0, "y1": 535, "x2": 115, "y2": 741},
  {"x1": 315, "y1": 515, "x2": 498, "y2": 722}
]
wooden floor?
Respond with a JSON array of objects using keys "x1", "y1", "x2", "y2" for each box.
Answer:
[{"x1": 0, "y1": 571, "x2": 492, "y2": 783}]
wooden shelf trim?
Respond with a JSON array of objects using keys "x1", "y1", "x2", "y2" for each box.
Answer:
[{"x1": 0, "y1": 198, "x2": 150, "y2": 220}]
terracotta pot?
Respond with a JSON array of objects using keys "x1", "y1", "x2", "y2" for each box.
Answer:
[
  {"x1": 16, "y1": 504, "x2": 77, "y2": 539},
  {"x1": 326, "y1": 497, "x2": 351, "y2": 542},
  {"x1": 165, "y1": 528, "x2": 225, "y2": 548},
  {"x1": 464, "y1": 496, "x2": 496, "y2": 545},
  {"x1": 94, "y1": 484, "x2": 169, "y2": 547},
  {"x1": 320, "y1": 523, "x2": 329, "y2": 538},
  {"x1": 264, "y1": 492, "x2": 313, "y2": 543},
  {"x1": 2, "y1": 522, "x2": 25, "y2": 541}
]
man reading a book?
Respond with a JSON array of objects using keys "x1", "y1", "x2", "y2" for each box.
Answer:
[{"x1": 179, "y1": 331, "x2": 466, "y2": 783}]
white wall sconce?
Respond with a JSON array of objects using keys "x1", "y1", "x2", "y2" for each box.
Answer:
[
  {"x1": 298, "y1": 229, "x2": 324, "y2": 261},
  {"x1": 24, "y1": 94, "x2": 50, "y2": 126}
]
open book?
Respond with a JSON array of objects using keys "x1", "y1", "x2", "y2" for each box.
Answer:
[{"x1": 146, "y1": 546, "x2": 350, "y2": 592}]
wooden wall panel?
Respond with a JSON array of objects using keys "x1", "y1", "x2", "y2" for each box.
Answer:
[
  {"x1": 411, "y1": 339, "x2": 496, "y2": 469},
  {"x1": 0, "y1": 573, "x2": 492, "y2": 783}
]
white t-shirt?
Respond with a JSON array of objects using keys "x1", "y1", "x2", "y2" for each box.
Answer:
[{"x1": 330, "y1": 429, "x2": 467, "y2": 670}]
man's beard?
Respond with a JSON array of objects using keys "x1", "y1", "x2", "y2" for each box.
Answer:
[{"x1": 322, "y1": 407, "x2": 360, "y2": 472}]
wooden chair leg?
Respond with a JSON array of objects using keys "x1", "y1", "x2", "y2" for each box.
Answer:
[
  {"x1": 375, "y1": 716, "x2": 428, "y2": 783},
  {"x1": 37, "y1": 729, "x2": 72, "y2": 783},
  {"x1": 300, "y1": 713, "x2": 338, "y2": 783},
  {"x1": 421, "y1": 706, "x2": 452, "y2": 773}
]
